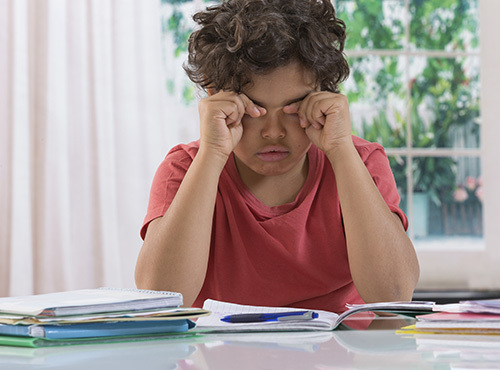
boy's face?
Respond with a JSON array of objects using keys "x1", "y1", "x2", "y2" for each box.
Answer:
[{"x1": 233, "y1": 62, "x2": 315, "y2": 179}]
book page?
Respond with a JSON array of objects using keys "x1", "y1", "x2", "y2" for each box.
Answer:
[
  {"x1": 203, "y1": 299, "x2": 304, "y2": 315},
  {"x1": 195, "y1": 299, "x2": 339, "y2": 332}
]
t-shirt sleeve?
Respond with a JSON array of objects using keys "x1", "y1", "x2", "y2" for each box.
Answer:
[
  {"x1": 140, "y1": 146, "x2": 195, "y2": 240},
  {"x1": 358, "y1": 143, "x2": 409, "y2": 231}
]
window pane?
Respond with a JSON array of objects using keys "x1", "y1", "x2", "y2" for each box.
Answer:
[
  {"x1": 409, "y1": 0, "x2": 479, "y2": 52},
  {"x1": 161, "y1": 1, "x2": 207, "y2": 107},
  {"x1": 410, "y1": 156, "x2": 483, "y2": 241},
  {"x1": 409, "y1": 56, "x2": 480, "y2": 148},
  {"x1": 345, "y1": 56, "x2": 406, "y2": 147},
  {"x1": 389, "y1": 154, "x2": 408, "y2": 212},
  {"x1": 337, "y1": 0, "x2": 405, "y2": 50}
]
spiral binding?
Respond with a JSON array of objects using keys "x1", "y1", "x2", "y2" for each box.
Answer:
[{"x1": 98, "y1": 287, "x2": 182, "y2": 297}]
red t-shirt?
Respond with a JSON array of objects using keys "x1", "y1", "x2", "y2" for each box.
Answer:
[{"x1": 141, "y1": 137, "x2": 407, "y2": 313}]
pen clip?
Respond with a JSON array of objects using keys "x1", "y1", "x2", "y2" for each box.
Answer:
[{"x1": 274, "y1": 311, "x2": 318, "y2": 321}]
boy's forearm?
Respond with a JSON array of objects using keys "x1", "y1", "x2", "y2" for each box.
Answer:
[
  {"x1": 326, "y1": 143, "x2": 420, "y2": 303},
  {"x1": 135, "y1": 150, "x2": 228, "y2": 306}
]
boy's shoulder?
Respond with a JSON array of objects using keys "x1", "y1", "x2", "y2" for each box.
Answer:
[
  {"x1": 351, "y1": 135, "x2": 385, "y2": 160},
  {"x1": 165, "y1": 140, "x2": 201, "y2": 162}
]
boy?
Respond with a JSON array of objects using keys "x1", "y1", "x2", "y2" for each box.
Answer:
[{"x1": 135, "y1": 0, "x2": 419, "y2": 313}]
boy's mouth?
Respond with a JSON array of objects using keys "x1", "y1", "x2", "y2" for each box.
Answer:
[{"x1": 256, "y1": 146, "x2": 290, "y2": 162}]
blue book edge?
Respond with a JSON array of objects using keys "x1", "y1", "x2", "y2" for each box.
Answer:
[
  {"x1": 0, "y1": 320, "x2": 197, "y2": 348},
  {"x1": 0, "y1": 319, "x2": 195, "y2": 340}
]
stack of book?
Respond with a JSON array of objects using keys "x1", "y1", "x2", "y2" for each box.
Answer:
[
  {"x1": 398, "y1": 298, "x2": 500, "y2": 335},
  {"x1": 0, "y1": 288, "x2": 209, "y2": 347}
]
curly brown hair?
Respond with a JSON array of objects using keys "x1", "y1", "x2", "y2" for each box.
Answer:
[{"x1": 183, "y1": 0, "x2": 349, "y2": 94}]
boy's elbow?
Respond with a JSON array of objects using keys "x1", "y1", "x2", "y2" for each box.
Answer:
[
  {"x1": 361, "y1": 264, "x2": 420, "y2": 304},
  {"x1": 386, "y1": 266, "x2": 420, "y2": 302},
  {"x1": 387, "y1": 243, "x2": 421, "y2": 301},
  {"x1": 134, "y1": 268, "x2": 199, "y2": 307}
]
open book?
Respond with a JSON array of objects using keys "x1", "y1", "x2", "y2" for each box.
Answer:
[{"x1": 195, "y1": 299, "x2": 435, "y2": 332}]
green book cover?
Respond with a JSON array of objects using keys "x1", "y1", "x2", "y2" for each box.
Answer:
[
  {"x1": 0, "y1": 331, "x2": 198, "y2": 348},
  {"x1": 0, "y1": 335, "x2": 40, "y2": 348}
]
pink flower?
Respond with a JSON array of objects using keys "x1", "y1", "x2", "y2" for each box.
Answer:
[
  {"x1": 465, "y1": 176, "x2": 476, "y2": 191},
  {"x1": 475, "y1": 186, "x2": 484, "y2": 202},
  {"x1": 454, "y1": 186, "x2": 468, "y2": 202}
]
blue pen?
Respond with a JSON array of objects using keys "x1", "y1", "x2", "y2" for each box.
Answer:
[{"x1": 220, "y1": 310, "x2": 319, "y2": 323}]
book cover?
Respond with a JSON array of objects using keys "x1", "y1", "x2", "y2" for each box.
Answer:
[
  {"x1": 0, "y1": 288, "x2": 182, "y2": 317},
  {"x1": 0, "y1": 307, "x2": 210, "y2": 326},
  {"x1": 0, "y1": 330, "x2": 198, "y2": 348},
  {"x1": 0, "y1": 319, "x2": 192, "y2": 339},
  {"x1": 416, "y1": 312, "x2": 500, "y2": 329}
]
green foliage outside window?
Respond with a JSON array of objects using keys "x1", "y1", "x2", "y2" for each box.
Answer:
[
  {"x1": 160, "y1": 0, "x2": 215, "y2": 105},
  {"x1": 340, "y1": 0, "x2": 480, "y2": 237}
]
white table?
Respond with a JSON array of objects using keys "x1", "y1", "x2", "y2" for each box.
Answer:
[{"x1": 1, "y1": 315, "x2": 500, "y2": 369}]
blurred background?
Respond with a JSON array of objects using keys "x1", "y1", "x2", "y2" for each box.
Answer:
[{"x1": 1, "y1": 0, "x2": 499, "y2": 298}]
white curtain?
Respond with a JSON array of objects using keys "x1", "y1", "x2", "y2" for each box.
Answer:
[{"x1": 0, "y1": 0, "x2": 179, "y2": 296}]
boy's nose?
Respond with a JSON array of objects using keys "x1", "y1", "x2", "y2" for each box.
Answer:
[{"x1": 260, "y1": 113, "x2": 286, "y2": 139}]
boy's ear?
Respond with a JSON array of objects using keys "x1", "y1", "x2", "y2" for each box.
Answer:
[{"x1": 206, "y1": 87, "x2": 217, "y2": 96}]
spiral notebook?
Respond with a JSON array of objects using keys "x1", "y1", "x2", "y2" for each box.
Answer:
[{"x1": 0, "y1": 288, "x2": 183, "y2": 317}]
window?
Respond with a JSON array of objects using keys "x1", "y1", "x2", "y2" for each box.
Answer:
[
  {"x1": 339, "y1": 0, "x2": 500, "y2": 290},
  {"x1": 338, "y1": 0, "x2": 481, "y2": 239}
]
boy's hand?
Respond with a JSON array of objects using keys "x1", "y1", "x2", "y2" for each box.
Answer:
[
  {"x1": 283, "y1": 92, "x2": 352, "y2": 157},
  {"x1": 198, "y1": 91, "x2": 266, "y2": 160}
]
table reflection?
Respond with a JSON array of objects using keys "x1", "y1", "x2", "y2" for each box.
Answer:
[
  {"x1": 1, "y1": 314, "x2": 500, "y2": 369},
  {"x1": 178, "y1": 315, "x2": 420, "y2": 370},
  {"x1": 0, "y1": 336, "x2": 197, "y2": 370}
]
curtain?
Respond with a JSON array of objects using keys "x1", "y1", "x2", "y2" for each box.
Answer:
[{"x1": 0, "y1": 0, "x2": 178, "y2": 296}]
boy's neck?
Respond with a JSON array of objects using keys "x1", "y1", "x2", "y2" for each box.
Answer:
[{"x1": 233, "y1": 154, "x2": 309, "y2": 207}]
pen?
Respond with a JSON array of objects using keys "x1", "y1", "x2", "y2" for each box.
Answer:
[{"x1": 220, "y1": 310, "x2": 319, "y2": 323}]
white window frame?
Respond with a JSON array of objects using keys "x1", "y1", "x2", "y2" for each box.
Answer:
[{"x1": 345, "y1": 0, "x2": 500, "y2": 290}]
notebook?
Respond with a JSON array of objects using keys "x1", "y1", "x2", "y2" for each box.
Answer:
[
  {"x1": 0, "y1": 330, "x2": 197, "y2": 348},
  {"x1": 0, "y1": 288, "x2": 183, "y2": 317},
  {"x1": 195, "y1": 299, "x2": 435, "y2": 332},
  {"x1": 0, "y1": 319, "x2": 191, "y2": 339}
]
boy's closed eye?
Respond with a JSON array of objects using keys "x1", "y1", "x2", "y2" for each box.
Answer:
[{"x1": 246, "y1": 93, "x2": 310, "y2": 115}]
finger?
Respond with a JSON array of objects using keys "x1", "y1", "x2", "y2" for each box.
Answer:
[
  {"x1": 207, "y1": 92, "x2": 244, "y2": 126},
  {"x1": 215, "y1": 102, "x2": 242, "y2": 126},
  {"x1": 221, "y1": 94, "x2": 258, "y2": 126},
  {"x1": 283, "y1": 101, "x2": 311, "y2": 129},
  {"x1": 303, "y1": 93, "x2": 327, "y2": 129},
  {"x1": 282, "y1": 102, "x2": 299, "y2": 114},
  {"x1": 311, "y1": 99, "x2": 327, "y2": 126},
  {"x1": 238, "y1": 93, "x2": 266, "y2": 118},
  {"x1": 304, "y1": 125, "x2": 319, "y2": 140},
  {"x1": 298, "y1": 95, "x2": 313, "y2": 126},
  {"x1": 297, "y1": 94, "x2": 321, "y2": 129}
]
